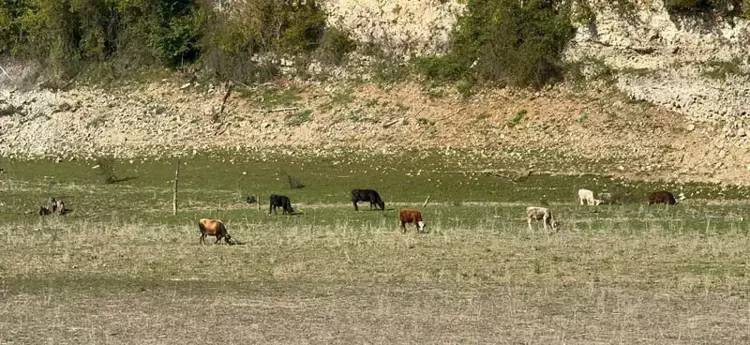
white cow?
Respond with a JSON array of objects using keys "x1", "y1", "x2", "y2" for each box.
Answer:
[
  {"x1": 578, "y1": 189, "x2": 601, "y2": 206},
  {"x1": 526, "y1": 206, "x2": 559, "y2": 231}
]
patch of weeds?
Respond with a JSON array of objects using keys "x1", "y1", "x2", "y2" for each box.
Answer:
[
  {"x1": 348, "y1": 112, "x2": 379, "y2": 124},
  {"x1": 364, "y1": 99, "x2": 380, "y2": 108},
  {"x1": 316, "y1": 27, "x2": 357, "y2": 66},
  {"x1": 240, "y1": 86, "x2": 302, "y2": 109},
  {"x1": 286, "y1": 109, "x2": 313, "y2": 127},
  {"x1": 422, "y1": 85, "x2": 446, "y2": 99},
  {"x1": 507, "y1": 109, "x2": 527, "y2": 128},
  {"x1": 571, "y1": 0, "x2": 597, "y2": 25},
  {"x1": 577, "y1": 111, "x2": 590, "y2": 123},
  {"x1": 456, "y1": 77, "x2": 476, "y2": 99},
  {"x1": 566, "y1": 57, "x2": 616, "y2": 86},
  {"x1": 417, "y1": 118, "x2": 435, "y2": 126},
  {"x1": 321, "y1": 89, "x2": 355, "y2": 112},
  {"x1": 395, "y1": 103, "x2": 410, "y2": 113},
  {"x1": 701, "y1": 59, "x2": 749, "y2": 80},
  {"x1": 366, "y1": 45, "x2": 410, "y2": 85},
  {"x1": 413, "y1": 55, "x2": 467, "y2": 82},
  {"x1": 619, "y1": 67, "x2": 652, "y2": 77}
]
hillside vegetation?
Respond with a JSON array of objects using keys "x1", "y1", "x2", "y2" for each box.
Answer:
[{"x1": 3, "y1": 0, "x2": 745, "y2": 88}]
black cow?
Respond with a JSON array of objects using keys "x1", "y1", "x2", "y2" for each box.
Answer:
[
  {"x1": 647, "y1": 191, "x2": 677, "y2": 205},
  {"x1": 269, "y1": 194, "x2": 294, "y2": 215},
  {"x1": 351, "y1": 189, "x2": 385, "y2": 211}
]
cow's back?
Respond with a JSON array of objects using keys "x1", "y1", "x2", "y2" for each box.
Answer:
[
  {"x1": 199, "y1": 218, "x2": 223, "y2": 235},
  {"x1": 399, "y1": 208, "x2": 422, "y2": 222}
]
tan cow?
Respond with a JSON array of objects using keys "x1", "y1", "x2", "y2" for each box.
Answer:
[{"x1": 198, "y1": 218, "x2": 233, "y2": 245}]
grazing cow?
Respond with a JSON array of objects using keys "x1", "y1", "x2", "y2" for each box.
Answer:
[
  {"x1": 38, "y1": 206, "x2": 52, "y2": 216},
  {"x1": 647, "y1": 191, "x2": 677, "y2": 205},
  {"x1": 269, "y1": 194, "x2": 294, "y2": 215},
  {"x1": 351, "y1": 189, "x2": 385, "y2": 211},
  {"x1": 399, "y1": 208, "x2": 425, "y2": 233},
  {"x1": 198, "y1": 218, "x2": 232, "y2": 245},
  {"x1": 47, "y1": 197, "x2": 57, "y2": 213},
  {"x1": 526, "y1": 206, "x2": 559, "y2": 231},
  {"x1": 53, "y1": 199, "x2": 66, "y2": 215},
  {"x1": 578, "y1": 189, "x2": 601, "y2": 206}
]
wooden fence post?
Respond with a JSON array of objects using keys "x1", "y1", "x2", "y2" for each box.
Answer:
[{"x1": 172, "y1": 159, "x2": 180, "y2": 216}]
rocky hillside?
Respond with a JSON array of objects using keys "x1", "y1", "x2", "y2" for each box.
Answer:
[
  {"x1": 1, "y1": 66, "x2": 748, "y2": 185},
  {"x1": 326, "y1": 0, "x2": 749, "y2": 124}
]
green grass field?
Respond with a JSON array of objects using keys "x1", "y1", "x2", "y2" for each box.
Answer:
[{"x1": 1, "y1": 153, "x2": 748, "y2": 344}]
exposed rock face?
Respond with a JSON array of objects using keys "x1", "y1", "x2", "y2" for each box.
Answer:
[
  {"x1": 566, "y1": 0, "x2": 750, "y2": 124},
  {"x1": 323, "y1": 0, "x2": 464, "y2": 56}
]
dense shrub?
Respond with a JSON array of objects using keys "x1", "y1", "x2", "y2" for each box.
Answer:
[
  {"x1": 0, "y1": 0, "x2": 204, "y2": 78},
  {"x1": 316, "y1": 27, "x2": 356, "y2": 65},
  {"x1": 665, "y1": 0, "x2": 748, "y2": 15},
  {"x1": 200, "y1": 0, "x2": 329, "y2": 82},
  {"x1": 416, "y1": 0, "x2": 575, "y2": 88}
]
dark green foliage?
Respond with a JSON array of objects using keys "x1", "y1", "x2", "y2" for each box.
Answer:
[
  {"x1": 415, "y1": 0, "x2": 575, "y2": 89},
  {"x1": 316, "y1": 27, "x2": 356, "y2": 65},
  {"x1": 413, "y1": 55, "x2": 467, "y2": 82},
  {"x1": 200, "y1": 0, "x2": 328, "y2": 82},
  {"x1": 664, "y1": 0, "x2": 747, "y2": 15},
  {"x1": 454, "y1": 0, "x2": 575, "y2": 87},
  {"x1": 0, "y1": 0, "x2": 205, "y2": 78}
]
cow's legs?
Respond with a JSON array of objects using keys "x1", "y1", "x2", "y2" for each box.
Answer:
[
  {"x1": 543, "y1": 215, "x2": 550, "y2": 231},
  {"x1": 401, "y1": 222, "x2": 407, "y2": 233},
  {"x1": 200, "y1": 233, "x2": 206, "y2": 245},
  {"x1": 215, "y1": 235, "x2": 221, "y2": 244},
  {"x1": 353, "y1": 201, "x2": 359, "y2": 211},
  {"x1": 527, "y1": 218, "x2": 534, "y2": 231}
]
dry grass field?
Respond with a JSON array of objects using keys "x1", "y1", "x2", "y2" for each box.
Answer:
[{"x1": 0, "y1": 153, "x2": 748, "y2": 344}]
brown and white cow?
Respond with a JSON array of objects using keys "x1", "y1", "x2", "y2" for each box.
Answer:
[
  {"x1": 399, "y1": 208, "x2": 425, "y2": 233},
  {"x1": 526, "y1": 206, "x2": 559, "y2": 231}
]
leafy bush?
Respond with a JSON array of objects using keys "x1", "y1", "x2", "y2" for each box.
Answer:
[
  {"x1": 664, "y1": 0, "x2": 748, "y2": 15},
  {"x1": 0, "y1": 0, "x2": 205, "y2": 78},
  {"x1": 412, "y1": 56, "x2": 466, "y2": 82},
  {"x1": 415, "y1": 0, "x2": 575, "y2": 88},
  {"x1": 200, "y1": 0, "x2": 328, "y2": 82},
  {"x1": 316, "y1": 27, "x2": 356, "y2": 65}
]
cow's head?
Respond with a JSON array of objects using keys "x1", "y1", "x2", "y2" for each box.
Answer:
[
  {"x1": 378, "y1": 201, "x2": 385, "y2": 210},
  {"x1": 594, "y1": 199, "x2": 602, "y2": 206},
  {"x1": 551, "y1": 220, "x2": 561, "y2": 231},
  {"x1": 417, "y1": 221, "x2": 425, "y2": 232}
]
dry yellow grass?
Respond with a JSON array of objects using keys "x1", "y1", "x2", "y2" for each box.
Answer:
[{"x1": 1, "y1": 216, "x2": 748, "y2": 344}]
